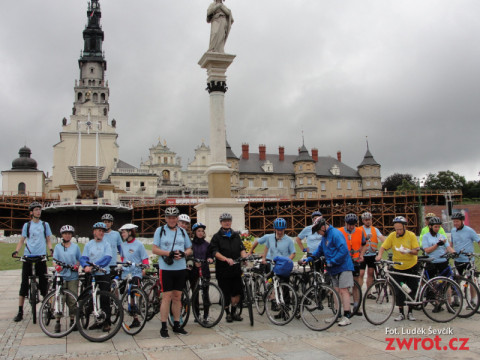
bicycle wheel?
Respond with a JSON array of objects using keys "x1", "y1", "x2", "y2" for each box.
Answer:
[
  {"x1": 143, "y1": 282, "x2": 160, "y2": 321},
  {"x1": 244, "y1": 279, "x2": 254, "y2": 326},
  {"x1": 253, "y1": 275, "x2": 266, "y2": 315},
  {"x1": 421, "y1": 277, "x2": 463, "y2": 323},
  {"x1": 191, "y1": 281, "x2": 225, "y2": 328},
  {"x1": 349, "y1": 280, "x2": 362, "y2": 315},
  {"x1": 264, "y1": 282, "x2": 298, "y2": 326},
  {"x1": 77, "y1": 290, "x2": 124, "y2": 342},
  {"x1": 30, "y1": 281, "x2": 38, "y2": 324},
  {"x1": 300, "y1": 285, "x2": 341, "y2": 331},
  {"x1": 363, "y1": 280, "x2": 395, "y2": 325},
  {"x1": 39, "y1": 289, "x2": 77, "y2": 338},
  {"x1": 121, "y1": 287, "x2": 148, "y2": 335},
  {"x1": 455, "y1": 277, "x2": 480, "y2": 318},
  {"x1": 168, "y1": 288, "x2": 190, "y2": 329}
]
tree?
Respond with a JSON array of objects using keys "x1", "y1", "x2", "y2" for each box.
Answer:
[
  {"x1": 423, "y1": 171, "x2": 466, "y2": 190},
  {"x1": 396, "y1": 179, "x2": 417, "y2": 192},
  {"x1": 382, "y1": 173, "x2": 415, "y2": 192},
  {"x1": 462, "y1": 180, "x2": 480, "y2": 199}
]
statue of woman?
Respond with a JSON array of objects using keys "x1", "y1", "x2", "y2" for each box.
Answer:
[{"x1": 207, "y1": 0, "x2": 234, "y2": 53}]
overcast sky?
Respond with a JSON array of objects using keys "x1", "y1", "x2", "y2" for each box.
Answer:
[{"x1": 1, "y1": 0, "x2": 479, "y2": 185}]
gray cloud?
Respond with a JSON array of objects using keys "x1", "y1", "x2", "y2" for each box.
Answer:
[{"x1": 1, "y1": 0, "x2": 479, "y2": 186}]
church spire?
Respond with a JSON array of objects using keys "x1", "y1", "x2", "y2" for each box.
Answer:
[{"x1": 80, "y1": 0, "x2": 105, "y2": 63}]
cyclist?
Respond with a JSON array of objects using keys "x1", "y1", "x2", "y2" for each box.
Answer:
[
  {"x1": 152, "y1": 207, "x2": 192, "y2": 338},
  {"x1": 188, "y1": 222, "x2": 213, "y2": 289},
  {"x1": 119, "y1": 223, "x2": 149, "y2": 328},
  {"x1": 295, "y1": 210, "x2": 323, "y2": 254},
  {"x1": 451, "y1": 212, "x2": 480, "y2": 277},
  {"x1": 376, "y1": 216, "x2": 420, "y2": 321},
  {"x1": 419, "y1": 212, "x2": 447, "y2": 247},
  {"x1": 337, "y1": 213, "x2": 367, "y2": 315},
  {"x1": 261, "y1": 218, "x2": 295, "y2": 263},
  {"x1": 178, "y1": 214, "x2": 191, "y2": 232},
  {"x1": 301, "y1": 217, "x2": 355, "y2": 326},
  {"x1": 80, "y1": 222, "x2": 114, "y2": 332},
  {"x1": 52, "y1": 225, "x2": 81, "y2": 332},
  {"x1": 359, "y1": 212, "x2": 385, "y2": 297},
  {"x1": 12, "y1": 201, "x2": 53, "y2": 322},
  {"x1": 210, "y1": 213, "x2": 247, "y2": 323},
  {"x1": 101, "y1": 214, "x2": 123, "y2": 278}
]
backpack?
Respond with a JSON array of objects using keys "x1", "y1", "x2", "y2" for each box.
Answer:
[
  {"x1": 273, "y1": 256, "x2": 294, "y2": 277},
  {"x1": 26, "y1": 220, "x2": 48, "y2": 239}
]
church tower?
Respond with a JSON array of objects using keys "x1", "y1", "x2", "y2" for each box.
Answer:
[{"x1": 50, "y1": 0, "x2": 119, "y2": 200}]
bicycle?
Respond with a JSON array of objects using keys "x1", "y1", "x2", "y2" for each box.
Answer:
[
  {"x1": 234, "y1": 257, "x2": 256, "y2": 326},
  {"x1": 14, "y1": 254, "x2": 48, "y2": 324},
  {"x1": 113, "y1": 262, "x2": 149, "y2": 336},
  {"x1": 76, "y1": 263, "x2": 124, "y2": 342},
  {"x1": 190, "y1": 258, "x2": 225, "y2": 328},
  {"x1": 298, "y1": 256, "x2": 342, "y2": 331},
  {"x1": 448, "y1": 251, "x2": 480, "y2": 317},
  {"x1": 363, "y1": 257, "x2": 464, "y2": 325},
  {"x1": 263, "y1": 259, "x2": 298, "y2": 326},
  {"x1": 290, "y1": 257, "x2": 323, "y2": 318},
  {"x1": 39, "y1": 259, "x2": 78, "y2": 337}
]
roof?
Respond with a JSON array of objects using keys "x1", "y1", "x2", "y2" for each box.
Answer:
[
  {"x1": 226, "y1": 141, "x2": 239, "y2": 160},
  {"x1": 358, "y1": 148, "x2": 379, "y2": 167},
  {"x1": 116, "y1": 160, "x2": 137, "y2": 169},
  {"x1": 293, "y1": 144, "x2": 314, "y2": 163}
]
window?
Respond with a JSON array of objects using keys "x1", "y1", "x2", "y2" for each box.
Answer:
[
  {"x1": 77, "y1": 92, "x2": 82, "y2": 101},
  {"x1": 299, "y1": 192, "x2": 304, "y2": 199},
  {"x1": 248, "y1": 179, "x2": 254, "y2": 188},
  {"x1": 307, "y1": 177, "x2": 312, "y2": 185},
  {"x1": 140, "y1": 181, "x2": 145, "y2": 187},
  {"x1": 239, "y1": 179, "x2": 244, "y2": 187},
  {"x1": 18, "y1": 182, "x2": 26, "y2": 195},
  {"x1": 101, "y1": 93, "x2": 106, "y2": 101},
  {"x1": 291, "y1": 180, "x2": 295, "y2": 189},
  {"x1": 298, "y1": 165, "x2": 303, "y2": 171},
  {"x1": 308, "y1": 192, "x2": 313, "y2": 199},
  {"x1": 374, "y1": 181, "x2": 378, "y2": 186},
  {"x1": 90, "y1": 68, "x2": 94, "y2": 73},
  {"x1": 366, "y1": 181, "x2": 371, "y2": 186},
  {"x1": 359, "y1": 181, "x2": 362, "y2": 190},
  {"x1": 347, "y1": 181, "x2": 352, "y2": 190},
  {"x1": 321, "y1": 182, "x2": 326, "y2": 191},
  {"x1": 299, "y1": 178, "x2": 304, "y2": 185},
  {"x1": 262, "y1": 179, "x2": 267, "y2": 188},
  {"x1": 93, "y1": 93, "x2": 98, "y2": 102},
  {"x1": 278, "y1": 179, "x2": 283, "y2": 188},
  {"x1": 126, "y1": 181, "x2": 130, "y2": 191},
  {"x1": 337, "y1": 181, "x2": 342, "y2": 189}
]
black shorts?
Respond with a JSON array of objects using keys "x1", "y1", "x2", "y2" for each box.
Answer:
[
  {"x1": 217, "y1": 275, "x2": 243, "y2": 300},
  {"x1": 426, "y1": 261, "x2": 451, "y2": 279},
  {"x1": 20, "y1": 259, "x2": 48, "y2": 297},
  {"x1": 352, "y1": 263, "x2": 360, "y2": 277},
  {"x1": 359, "y1": 255, "x2": 376, "y2": 270},
  {"x1": 159, "y1": 269, "x2": 187, "y2": 292},
  {"x1": 454, "y1": 262, "x2": 469, "y2": 277}
]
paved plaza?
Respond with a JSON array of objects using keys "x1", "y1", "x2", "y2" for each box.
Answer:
[{"x1": 1, "y1": 269, "x2": 479, "y2": 360}]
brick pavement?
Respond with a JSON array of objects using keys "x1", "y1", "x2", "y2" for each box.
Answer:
[{"x1": 1, "y1": 269, "x2": 480, "y2": 360}]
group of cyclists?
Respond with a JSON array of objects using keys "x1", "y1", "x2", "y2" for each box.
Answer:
[{"x1": 11, "y1": 201, "x2": 480, "y2": 338}]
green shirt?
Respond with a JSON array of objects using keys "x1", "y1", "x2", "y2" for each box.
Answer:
[{"x1": 419, "y1": 226, "x2": 446, "y2": 247}]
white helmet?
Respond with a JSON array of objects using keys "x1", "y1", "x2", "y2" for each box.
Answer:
[
  {"x1": 60, "y1": 225, "x2": 75, "y2": 234},
  {"x1": 119, "y1": 223, "x2": 138, "y2": 231},
  {"x1": 178, "y1": 214, "x2": 191, "y2": 223}
]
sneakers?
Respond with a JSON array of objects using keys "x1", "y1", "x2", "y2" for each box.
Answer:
[
  {"x1": 407, "y1": 312, "x2": 416, "y2": 321},
  {"x1": 432, "y1": 304, "x2": 444, "y2": 313},
  {"x1": 88, "y1": 322, "x2": 102, "y2": 330},
  {"x1": 338, "y1": 316, "x2": 351, "y2": 326},
  {"x1": 232, "y1": 313, "x2": 243, "y2": 322},
  {"x1": 324, "y1": 316, "x2": 340, "y2": 323},
  {"x1": 102, "y1": 323, "x2": 111, "y2": 332},
  {"x1": 54, "y1": 322, "x2": 61, "y2": 333},
  {"x1": 394, "y1": 313, "x2": 405, "y2": 321},
  {"x1": 273, "y1": 311, "x2": 285, "y2": 320},
  {"x1": 355, "y1": 310, "x2": 363, "y2": 316},
  {"x1": 13, "y1": 312, "x2": 23, "y2": 322},
  {"x1": 172, "y1": 326, "x2": 188, "y2": 335},
  {"x1": 160, "y1": 328, "x2": 169, "y2": 338},
  {"x1": 130, "y1": 318, "x2": 141, "y2": 328},
  {"x1": 226, "y1": 314, "x2": 233, "y2": 323}
]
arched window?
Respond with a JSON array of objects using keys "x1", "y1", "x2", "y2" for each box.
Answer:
[
  {"x1": 18, "y1": 182, "x2": 26, "y2": 195},
  {"x1": 93, "y1": 93, "x2": 98, "y2": 102},
  {"x1": 101, "y1": 93, "x2": 106, "y2": 101},
  {"x1": 77, "y1": 92, "x2": 82, "y2": 101}
]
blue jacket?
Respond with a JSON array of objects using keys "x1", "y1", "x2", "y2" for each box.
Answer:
[{"x1": 311, "y1": 226, "x2": 354, "y2": 275}]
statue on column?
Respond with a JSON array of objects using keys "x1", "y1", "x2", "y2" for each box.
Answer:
[{"x1": 207, "y1": 0, "x2": 234, "y2": 53}]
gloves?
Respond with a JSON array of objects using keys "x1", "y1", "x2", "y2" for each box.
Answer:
[
  {"x1": 178, "y1": 251, "x2": 186, "y2": 258},
  {"x1": 73, "y1": 264, "x2": 79, "y2": 272},
  {"x1": 168, "y1": 251, "x2": 175, "y2": 259},
  {"x1": 12, "y1": 251, "x2": 18, "y2": 258},
  {"x1": 437, "y1": 240, "x2": 445, "y2": 246},
  {"x1": 55, "y1": 265, "x2": 63, "y2": 272},
  {"x1": 50, "y1": 249, "x2": 54, "y2": 256},
  {"x1": 302, "y1": 248, "x2": 307, "y2": 252}
]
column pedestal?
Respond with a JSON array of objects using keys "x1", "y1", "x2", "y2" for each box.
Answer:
[{"x1": 195, "y1": 198, "x2": 246, "y2": 239}]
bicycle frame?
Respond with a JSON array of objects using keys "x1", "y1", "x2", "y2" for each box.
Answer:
[{"x1": 382, "y1": 264, "x2": 427, "y2": 305}]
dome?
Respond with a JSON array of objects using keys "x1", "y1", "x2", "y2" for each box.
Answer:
[{"x1": 12, "y1": 146, "x2": 38, "y2": 170}]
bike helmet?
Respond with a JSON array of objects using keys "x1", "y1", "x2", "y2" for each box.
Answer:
[
  {"x1": 311, "y1": 210, "x2": 322, "y2": 218},
  {"x1": 60, "y1": 225, "x2": 75, "y2": 234},
  {"x1": 101, "y1": 213, "x2": 114, "y2": 222},
  {"x1": 393, "y1": 216, "x2": 407, "y2": 225},
  {"x1": 178, "y1": 214, "x2": 191, "y2": 223},
  {"x1": 425, "y1": 212, "x2": 436, "y2": 219},
  {"x1": 165, "y1": 207, "x2": 180, "y2": 217},
  {"x1": 312, "y1": 217, "x2": 327, "y2": 233},
  {"x1": 451, "y1": 212, "x2": 465, "y2": 220},
  {"x1": 29, "y1": 201, "x2": 42, "y2": 211},
  {"x1": 192, "y1": 222, "x2": 206, "y2": 231},
  {"x1": 273, "y1": 218, "x2": 287, "y2": 230},
  {"x1": 93, "y1": 222, "x2": 108, "y2": 230},
  {"x1": 119, "y1": 223, "x2": 138, "y2": 231},
  {"x1": 361, "y1": 212, "x2": 372, "y2": 220},
  {"x1": 428, "y1": 217, "x2": 442, "y2": 226},
  {"x1": 345, "y1": 213, "x2": 358, "y2": 225},
  {"x1": 219, "y1": 213, "x2": 233, "y2": 221}
]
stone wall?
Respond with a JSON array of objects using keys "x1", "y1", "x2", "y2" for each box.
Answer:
[{"x1": 425, "y1": 204, "x2": 480, "y2": 232}]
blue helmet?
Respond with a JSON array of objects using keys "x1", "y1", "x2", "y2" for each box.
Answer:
[
  {"x1": 311, "y1": 211, "x2": 322, "y2": 218},
  {"x1": 345, "y1": 213, "x2": 358, "y2": 225},
  {"x1": 273, "y1": 218, "x2": 287, "y2": 230},
  {"x1": 93, "y1": 222, "x2": 107, "y2": 230},
  {"x1": 192, "y1": 222, "x2": 206, "y2": 231}
]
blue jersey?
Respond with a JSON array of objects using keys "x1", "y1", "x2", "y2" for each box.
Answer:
[
  {"x1": 153, "y1": 225, "x2": 192, "y2": 270},
  {"x1": 21, "y1": 221, "x2": 52, "y2": 256},
  {"x1": 451, "y1": 225, "x2": 480, "y2": 263},
  {"x1": 80, "y1": 238, "x2": 113, "y2": 275},
  {"x1": 264, "y1": 234, "x2": 295, "y2": 259},
  {"x1": 422, "y1": 232, "x2": 449, "y2": 263},
  {"x1": 297, "y1": 225, "x2": 322, "y2": 253},
  {"x1": 121, "y1": 239, "x2": 149, "y2": 279},
  {"x1": 257, "y1": 234, "x2": 272, "y2": 259},
  {"x1": 53, "y1": 243, "x2": 81, "y2": 281},
  {"x1": 103, "y1": 230, "x2": 123, "y2": 266}
]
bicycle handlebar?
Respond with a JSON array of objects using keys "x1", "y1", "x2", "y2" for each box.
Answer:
[{"x1": 116, "y1": 261, "x2": 149, "y2": 269}]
